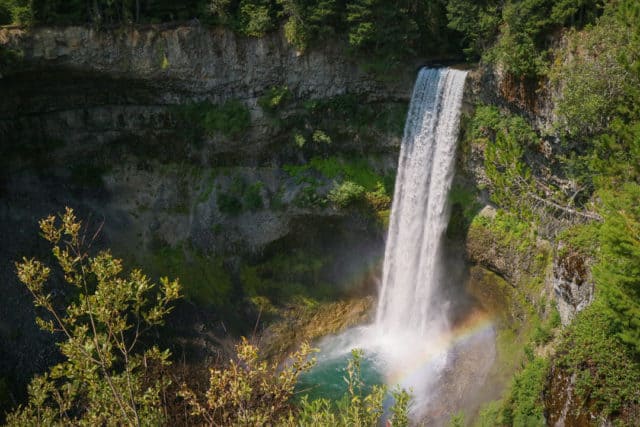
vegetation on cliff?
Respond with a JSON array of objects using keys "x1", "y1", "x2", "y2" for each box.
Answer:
[
  {"x1": 2, "y1": 0, "x2": 640, "y2": 424},
  {"x1": 460, "y1": 0, "x2": 640, "y2": 423}
]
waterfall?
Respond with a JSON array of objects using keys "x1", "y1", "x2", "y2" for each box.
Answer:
[
  {"x1": 375, "y1": 68, "x2": 467, "y2": 339},
  {"x1": 302, "y1": 68, "x2": 476, "y2": 422}
]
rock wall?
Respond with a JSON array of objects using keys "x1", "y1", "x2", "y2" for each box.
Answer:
[
  {"x1": 0, "y1": 24, "x2": 413, "y2": 404},
  {"x1": 0, "y1": 24, "x2": 412, "y2": 99}
]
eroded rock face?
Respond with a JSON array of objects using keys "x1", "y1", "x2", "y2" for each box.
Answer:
[
  {"x1": 552, "y1": 243, "x2": 594, "y2": 325},
  {"x1": 0, "y1": 24, "x2": 412, "y2": 100}
]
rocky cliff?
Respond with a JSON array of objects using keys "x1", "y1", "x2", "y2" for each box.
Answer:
[{"x1": 0, "y1": 24, "x2": 414, "y2": 403}]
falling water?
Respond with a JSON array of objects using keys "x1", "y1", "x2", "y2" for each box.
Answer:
[
  {"x1": 375, "y1": 68, "x2": 468, "y2": 338},
  {"x1": 299, "y1": 68, "x2": 491, "y2": 423}
]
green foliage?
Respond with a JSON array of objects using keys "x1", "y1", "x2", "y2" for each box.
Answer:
[
  {"x1": 501, "y1": 357, "x2": 549, "y2": 426},
  {"x1": 328, "y1": 180, "x2": 365, "y2": 208},
  {"x1": 258, "y1": 85, "x2": 291, "y2": 114},
  {"x1": 547, "y1": 0, "x2": 640, "y2": 190},
  {"x1": 240, "y1": 248, "x2": 333, "y2": 304},
  {"x1": 346, "y1": 0, "x2": 419, "y2": 72},
  {"x1": 447, "y1": 0, "x2": 603, "y2": 77},
  {"x1": 203, "y1": 99, "x2": 251, "y2": 137},
  {"x1": 149, "y1": 243, "x2": 232, "y2": 308},
  {"x1": 550, "y1": 17, "x2": 633, "y2": 139},
  {"x1": 476, "y1": 399, "x2": 505, "y2": 426},
  {"x1": 174, "y1": 99, "x2": 251, "y2": 142},
  {"x1": 0, "y1": 0, "x2": 210, "y2": 25},
  {"x1": 446, "y1": 0, "x2": 500, "y2": 59},
  {"x1": 447, "y1": 183, "x2": 481, "y2": 238},
  {"x1": 449, "y1": 411, "x2": 465, "y2": 427},
  {"x1": 286, "y1": 94, "x2": 407, "y2": 146},
  {"x1": 278, "y1": 0, "x2": 339, "y2": 52},
  {"x1": 556, "y1": 302, "x2": 640, "y2": 417},
  {"x1": 8, "y1": 208, "x2": 181, "y2": 426},
  {"x1": 594, "y1": 183, "x2": 640, "y2": 355},
  {"x1": 557, "y1": 221, "x2": 601, "y2": 259},
  {"x1": 180, "y1": 338, "x2": 316, "y2": 425},
  {"x1": 467, "y1": 105, "x2": 540, "y2": 219},
  {"x1": 307, "y1": 156, "x2": 387, "y2": 192},
  {"x1": 237, "y1": 0, "x2": 277, "y2": 36},
  {"x1": 284, "y1": 156, "x2": 391, "y2": 215}
]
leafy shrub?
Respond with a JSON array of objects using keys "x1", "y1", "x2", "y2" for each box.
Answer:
[
  {"x1": 501, "y1": 357, "x2": 549, "y2": 426},
  {"x1": 180, "y1": 339, "x2": 316, "y2": 425},
  {"x1": 364, "y1": 182, "x2": 391, "y2": 211},
  {"x1": 556, "y1": 302, "x2": 640, "y2": 417},
  {"x1": 258, "y1": 86, "x2": 291, "y2": 114},
  {"x1": 294, "y1": 185, "x2": 327, "y2": 209},
  {"x1": 7, "y1": 209, "x2": 180, "y2": 426},
  {"x1": 446, "y1": 0, "x2": 501, "y2": 59},
  {"x1": 550, "y1": 14, "x2": 635, "y2": 138},
  {"x1": 594, "y1": 183, "x2": 640, "y2": 355},
  {"x1": 238, "y1": 0, "x2": 276, "y2": 37},
  {"x1": 328, "y1": 181, "x2": 366, "y2": 208},
  {"x1": 312, "y1": 129, "x2": 332, "y2": 145}
]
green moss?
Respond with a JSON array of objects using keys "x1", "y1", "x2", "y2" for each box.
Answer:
[
  {"x1": 240, "y1": 249, "x2": 335, "y2": 307},
  {"x1": 173, "y1": 99, "x2": 251, "y2": 142},
  {"x1": 472, "y1": 210, "x2": 538, "y2": 257},
  {"x1": 197, "y1": 170, "x2": 218, "y2": 203},
  {"x1": 147, "y1": 243, "x2": 232, "y2": 308},
  {"x1": 447, "y1": 183, "x2": 482, "y2": 238},
  {"x1": 278, "y1": 95, "x2": 407, "y2": 150},
  {"x1": 557, "y1": 221, "x2": 601, "y2": 258}
]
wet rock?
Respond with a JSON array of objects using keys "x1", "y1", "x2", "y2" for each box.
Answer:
[{"x1": 551, "y1": 242, "x2": 594, "y2": 325}]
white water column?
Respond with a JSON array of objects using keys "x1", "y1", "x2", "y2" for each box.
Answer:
[{"x1": 375, "y1": 68, "x2": 468, "y2": 338}]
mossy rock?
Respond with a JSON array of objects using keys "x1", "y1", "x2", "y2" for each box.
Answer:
[{"x1": 465, "y1": 266, "x2": 523, "y2": 326}]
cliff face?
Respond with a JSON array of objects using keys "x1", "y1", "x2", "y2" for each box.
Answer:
[
  {"x1": 0, "y1": 24, "x2": 413, "y2": 400},
  {"x1": 1, "y1": 24, "x2": 411, "y2": 98}
]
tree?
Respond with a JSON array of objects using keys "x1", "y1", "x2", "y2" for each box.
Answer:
[
  {"x1": 595, "y1": 184, "x2": 640, "y2": 355},
  {"x1": 446, "y1": 0, "x2": 501, "y2": 59},
  {"x1": 7, "y1": 208, "x2": 181, "y2": 426}
]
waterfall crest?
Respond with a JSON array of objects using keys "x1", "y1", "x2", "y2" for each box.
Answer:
[{"x1": 375, "y1": 68, "x2": 467, "y2": 338}]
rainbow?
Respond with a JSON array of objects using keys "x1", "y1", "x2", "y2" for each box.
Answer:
[{"x1": 384, "y1": 309, "x2": 496, "y2": 386}]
